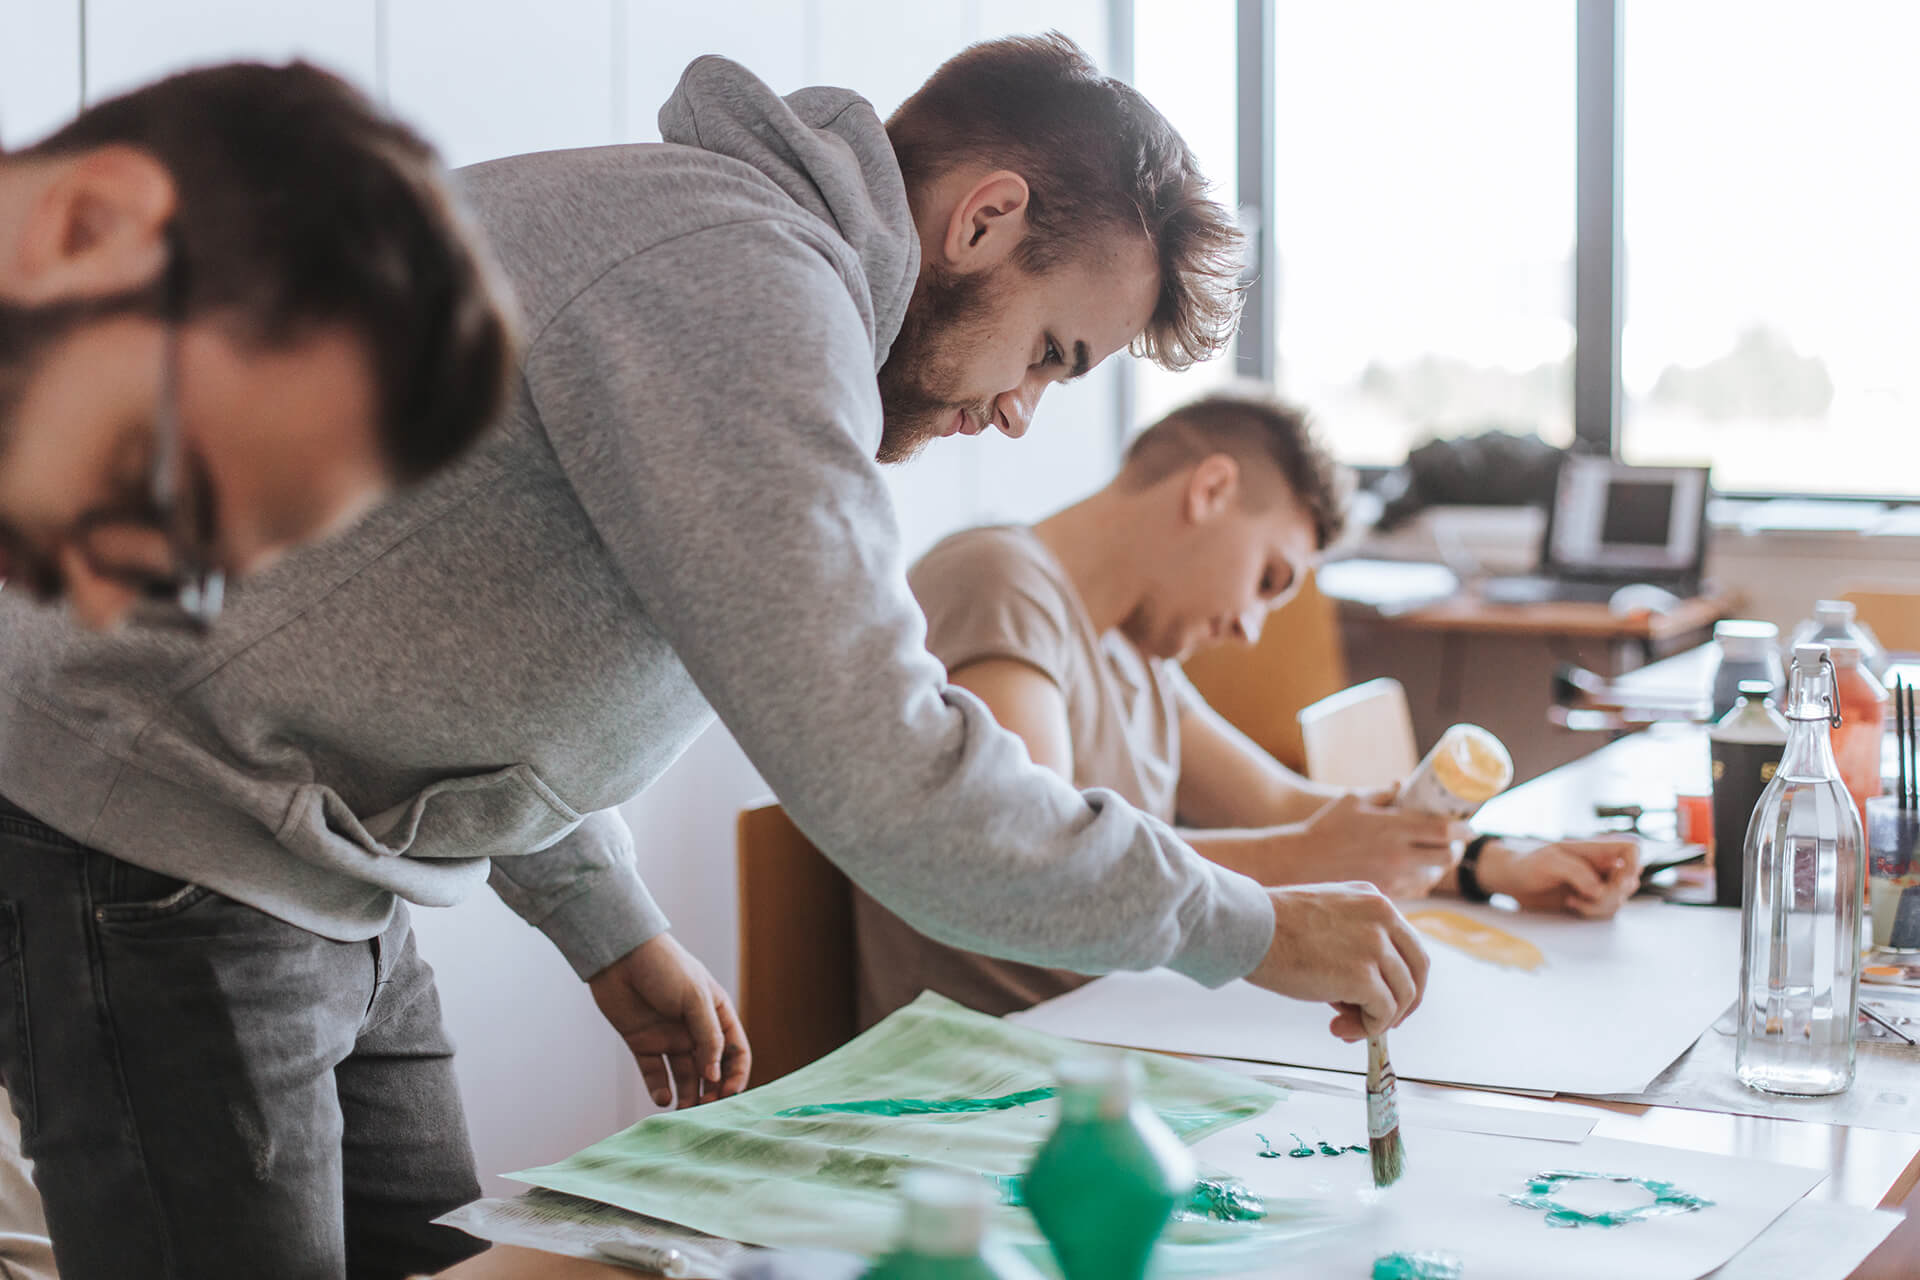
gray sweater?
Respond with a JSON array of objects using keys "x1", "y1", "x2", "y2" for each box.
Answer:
[{"x1": 0, "y1": 59, "x2": 1273, "y2": 987}]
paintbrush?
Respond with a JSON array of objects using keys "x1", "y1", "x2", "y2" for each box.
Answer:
[{"x1": 1366, "y1": 1034, "x2": 1405, "y2": 1187}]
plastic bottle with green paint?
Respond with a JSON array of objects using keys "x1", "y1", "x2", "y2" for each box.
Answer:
[
  {"x1": 859, "y1": 1171, "x2": 1045, "y2": 1280},
  {"x1": 1023, "y1": 1056, "x2": 1197, "y2": 1280}
]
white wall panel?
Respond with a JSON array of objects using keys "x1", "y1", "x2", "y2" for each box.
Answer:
[
  {"x1": 623, "y1": 0, "x2": 812, "y2": 142},
  {"x1": 976, "y1": 0, "x2": 1107, "y2": 56},
  {"x1": 385, "y1": 0, "x2": 617, "y2": 169},
  {"x1": 0, "y1": 0, "x2": 81, "y2": 147},
  {"x1": 811, "y1": 0, "x2": 973, "y2": 117},
  {"x1": 83, "y1": 0, "x2": 377, "y2": 103}
]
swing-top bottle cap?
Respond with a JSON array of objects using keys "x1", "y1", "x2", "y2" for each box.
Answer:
[
  {"x1": 896, "y1": 1170, "x2": 990, "y2": 1257},
  {"x1": 1793, "y1": 641, "x2": 1832, "y2": 669},
  {"x1": 1056, "y1": 1053, "x2": 1140, "y2": 1117}
]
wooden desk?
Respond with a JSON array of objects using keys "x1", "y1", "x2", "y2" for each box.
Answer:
[
  {"x1": 1341, "y1": 589, "x2": 1738, "y2": 785},
  {"x1": 440, "y1": 729, "x2": 1920, "y2": 1279},
  {"x1": 1383, "y1": 589, "x2": 1739, "y2": 647}
]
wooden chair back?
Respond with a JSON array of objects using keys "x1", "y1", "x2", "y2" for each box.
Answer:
[
  {"x1": 1180, "y1": 569, "x2": 1349, "y2": 773},
  {"x1": 1842, "y1": 587, "x2": 1920, "y2": 655},
  {"x1": 1298, "y1": 677, "x2": 1420, "y2": 789},
  {"x1": 735, "y1": 804, "x2": 858, "y2": 1084}
]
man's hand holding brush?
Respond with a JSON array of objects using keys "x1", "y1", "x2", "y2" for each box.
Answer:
[{"x1": 1248, "y1": 884, "x2": 1431, "y2": 1041}]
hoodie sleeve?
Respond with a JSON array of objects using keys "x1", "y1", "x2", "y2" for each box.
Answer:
[
  {"x1": 522, "y1": 216, "x2": 1275, "y2": 987},
  {"x1": 486, "y1": 807, "x2": 672, "y2": 979}
]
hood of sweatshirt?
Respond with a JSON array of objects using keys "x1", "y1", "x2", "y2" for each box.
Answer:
[{"x1": 658, "y1": 56, "x2": 920, "y2": 366}]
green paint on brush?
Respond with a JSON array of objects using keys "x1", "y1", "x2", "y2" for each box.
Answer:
[
  {"x1": 1505, "y1": 1170, "x2": 1714, "y2": 1229},
  {"x1": 1371, "y1": 1250, "x2": 1464, "y2": 1279},
  {"x1": 775, "y1": 1086, "x2": 1058, "y2": 1119}
]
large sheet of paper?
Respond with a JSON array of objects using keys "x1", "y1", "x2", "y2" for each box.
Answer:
[
  {"x1": 508, "y1": 993, "x2": 1355, "y2": 1271},
  {"x1": 1181, "y1": 1104, "x2": 1825, "y2": 1280},
  {"x1": 1012, "y1": 899, "x2": 1742, "y2": 1094},
  {"x1": 505, "y1": 992, "x2": 1820, "y2": 1280}
]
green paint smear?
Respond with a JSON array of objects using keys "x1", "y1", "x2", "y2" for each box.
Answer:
[
  {"x1": 1372, "y1": 1250, "x2": 1464, "y2": 1279},
  {"x1": 1505, "y1": 1169, "x2": 1715, "y2": 1229},
  {"x1": 990, "y1": 1171, "x2": 1267, "y2": 1224},
  {"x1": 774, "y1": 1086, "x2": 1057, "y2": 1119},
  {"x1": 1177, "y1": 1175, "x2": 1267, "y2": 1224}
]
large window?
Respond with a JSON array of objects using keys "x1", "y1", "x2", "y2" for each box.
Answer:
[
  {"x1": 1270, "y1": 1, "x2": 1576, "y2": 466},
  {"x1": 1620, "y1": 4, "x2": 1920, "y2": 495},
  {"x1": 1230, "y1": 0, "x2": 1919, "y2": 497}
]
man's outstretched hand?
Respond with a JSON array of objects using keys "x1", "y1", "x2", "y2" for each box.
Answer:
[
  {"x1": 1245, "y1": 883, "x2": 1431, "y2": 1042},
  {"x1": 588, "y1": 933, "x2": 751, "y2": 1108}
]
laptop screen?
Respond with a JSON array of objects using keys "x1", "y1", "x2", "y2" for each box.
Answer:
[{"x1": 1546, "y1": 457, "x2": 1709, "y2": 579}]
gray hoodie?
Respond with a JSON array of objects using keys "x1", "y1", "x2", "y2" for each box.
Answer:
[{"x1": 0, "y1": 59, "x2": 1273, "y2": 987}]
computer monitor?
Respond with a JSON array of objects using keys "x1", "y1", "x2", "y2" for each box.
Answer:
[{"x1": 1541, "y1": 456, "x2": 1712, "y2": 588}]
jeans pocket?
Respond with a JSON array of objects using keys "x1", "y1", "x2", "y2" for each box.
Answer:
[
  {"x1": 0, "y1": 898, "x2": 34, "y2": 1144},
  {"x1": 92, "y1": 860, "x2": 215, "y2": 925}
]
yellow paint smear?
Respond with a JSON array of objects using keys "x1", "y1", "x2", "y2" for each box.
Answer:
[{"x1": 1408, "y1": 909, "x2": 1546, "y2": 973}]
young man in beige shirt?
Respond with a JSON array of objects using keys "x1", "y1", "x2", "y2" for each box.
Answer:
[{"x1": 858, "y1": 390, "x2": 1641, "y2": 1024}]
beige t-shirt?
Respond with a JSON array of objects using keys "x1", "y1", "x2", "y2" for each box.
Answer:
[{"x1": 854, "y1": 525, "x2": 1192, "y2": 1026}]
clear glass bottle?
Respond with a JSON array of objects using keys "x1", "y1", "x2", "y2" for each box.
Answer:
[
  {"x1": 860, "y1": 1172, "x2": 1046, "y2": 1280},
  {"x1": 1736, "y1": 643, "x2": 1866, "y2": 1096},
  {"x1": 1828, "y1": 641, "x2": 1888, "y2": 831},
  {"x1": 1792, "y1": 600, "x2": 1888, "y2": 679},
  {"x1": 1708, "y1": 619, "x2": 1786, "y2": 721}
]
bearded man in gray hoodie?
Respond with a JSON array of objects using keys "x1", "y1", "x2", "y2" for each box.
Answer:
[{"x1": 0, "y1": 34, "x2": 1428, "y2": 1280}]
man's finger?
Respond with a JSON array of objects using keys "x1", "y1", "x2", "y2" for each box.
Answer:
[
  {"x1": 1379, "y1": 945, "x2": 1418, "y2": 1028},
  {"x1": 1385, "y1": 912, "x2": 1431, "y2": 1017},
  {"x1": 668, "y1": 1049, "x2": 700, "y2": 1109},
  {"x1": 1328, "y1": 1002, "x2": 1367, "y2": 1042},
  {"x1": 683, "y1": 987, "x2": 727, "y2": 1084},
  {"x1": 1356, "y1": 971, "x2": 1396, "y2": 1039},
  {"x1": 636, "y1": 1052, "x2": 672, "y2": 1108},
  {"x1": 1555, "y1": 852, "x2": 1608, "y2": 899},
  {"x1": 716, "y1": 996, "x2": 754, "y2": 1095}
]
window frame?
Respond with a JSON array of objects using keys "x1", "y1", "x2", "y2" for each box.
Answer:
[{"x1": 1225, "y1": 0, "x2": 1913, "y2": 506}]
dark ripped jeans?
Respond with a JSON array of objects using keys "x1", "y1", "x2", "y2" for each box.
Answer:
[{"x1": 0, "y1": 797, "x2": 486, "y2": 1280}]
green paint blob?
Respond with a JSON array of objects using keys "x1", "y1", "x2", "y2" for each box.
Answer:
[
  {"x1": 1372, "y1": 1250, "x2": 1464, "y2": 1279},
  {"x1": 996, "y1": 1171, "x2": 1266, "y2": 1226},
  {"x1": 1175, "y1": 1176, "x2": 1267, "y2": 1224},
  {"x1": 1505, "y1": 1170, "x2": 1714, "y2": 1229},
  {"x1": 775, "y1": 1086, "x2": 1057, "y2": 1119}
]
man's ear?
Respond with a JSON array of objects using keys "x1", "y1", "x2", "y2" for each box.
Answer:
[
  {"x1": 10, "y1": 145, "x2": 175, "y2": 304},
  {"x1": 1183, "y1": 453, "x2": 1241, "y2": 525},
  {"x1": 937, "y1": 170, "x2": 1030, "y2": 276}
]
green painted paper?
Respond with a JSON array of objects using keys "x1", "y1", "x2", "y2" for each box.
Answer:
[
  {"x1": 511, "y1": 992, "x2": 1350, "y2": 1270},
  {"x1": 1505, "y1": 1169, "x2": 1715, "y2": 1228}
]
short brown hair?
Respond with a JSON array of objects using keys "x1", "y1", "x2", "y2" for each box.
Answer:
[
  {"x1": 22, "y1": 62, "x2": 516, "y2": 484},
  {"x1": 887, "y1": 33, "x2": 1243, "y2": 372},
  {"x1": 1122, "y1": 390, "x2": 1349, "y2": 549}
]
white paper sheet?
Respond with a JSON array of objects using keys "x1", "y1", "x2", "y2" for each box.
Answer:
[
  {"x1": 1012, "y1": 899, "x2": 1742, "y2": 1094},
  {"x1": 1185, "y1": 1116, "x2": 1824, "y2": 1280},
  {"x1": 1199, "y1": 1059, "x2": 1598, "y2": 1142},
  {"x1": 1703, "y1": 1197, "x2": 1902, "y2": 1280}
]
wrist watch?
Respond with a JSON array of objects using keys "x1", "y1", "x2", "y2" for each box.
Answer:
[{"x1": 1457, "y1": 833, "x2": 1497, "y2": 903}]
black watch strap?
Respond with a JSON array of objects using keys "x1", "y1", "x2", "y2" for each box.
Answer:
[{"x1": 1457, "y1": 833, "x2": 1496, "y2": 903}]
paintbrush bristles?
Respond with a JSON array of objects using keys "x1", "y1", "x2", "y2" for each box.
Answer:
[{"x1": 1366, "y1": 1035, "x2": 1405, "y2": 1187}]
